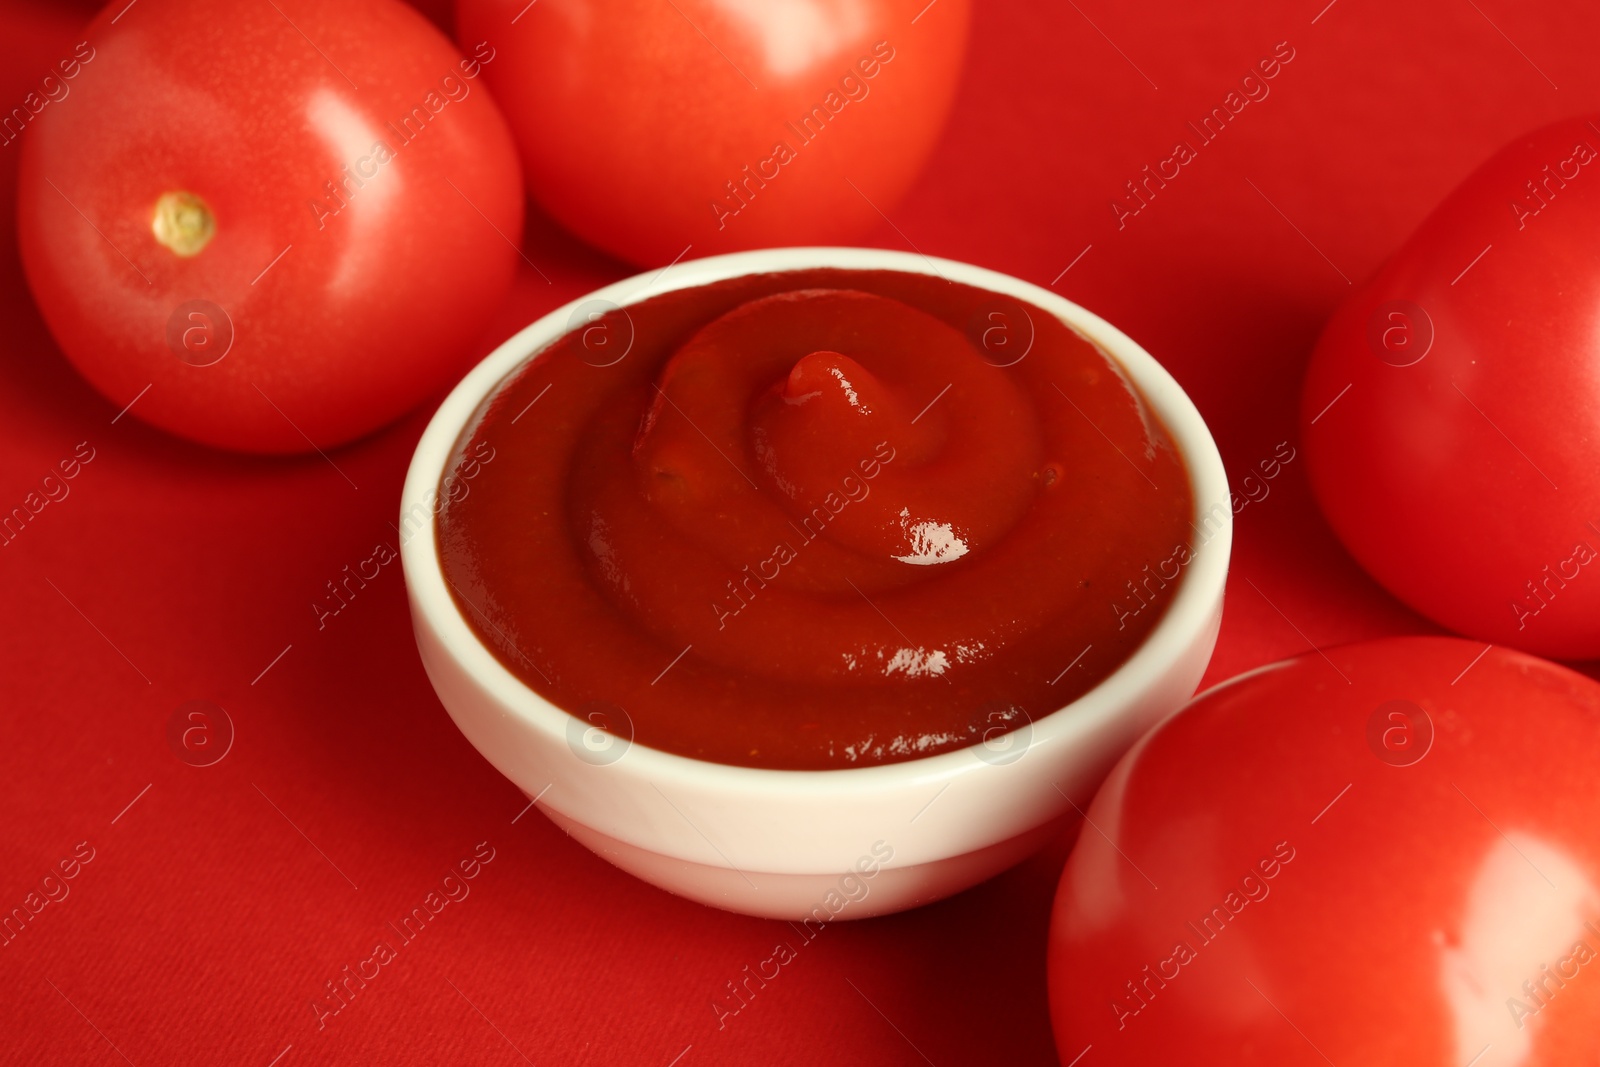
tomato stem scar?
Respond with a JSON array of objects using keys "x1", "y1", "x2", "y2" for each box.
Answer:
[{"x1": 151, "y1": 191, "x2": 216, "y2": 257}]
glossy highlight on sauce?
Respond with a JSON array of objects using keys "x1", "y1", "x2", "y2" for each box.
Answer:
[{"x1": 436, "y1": 269, "x2": 1194, "y2": 769}]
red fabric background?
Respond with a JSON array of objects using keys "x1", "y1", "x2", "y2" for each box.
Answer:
[{"x1": 2, "y1": 1, "x2": 1596, "y2": 1063}]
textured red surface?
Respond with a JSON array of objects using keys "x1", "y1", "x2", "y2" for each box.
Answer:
[{"x1": 2, "y1": 1, "x2": 1596, "y2": 1063}]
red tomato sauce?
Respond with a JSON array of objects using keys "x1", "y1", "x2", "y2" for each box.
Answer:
[{"x1": 436, "y1": 269, "x2": 1193, "y2": 769}]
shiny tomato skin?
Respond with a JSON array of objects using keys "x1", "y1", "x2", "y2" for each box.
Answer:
[
  {"x1": 454, "y1": 0, "x2": 969, "y2": 267},
  {"x1": 1301, "y1": 116, "x2": 1600, "y2": 659},
  {"x1": 1047, "y1": 637, "x2": 1600, "y2": 1066},
  {"x1": 18, "y1": 0, "x2": 523, "y2": 453}
]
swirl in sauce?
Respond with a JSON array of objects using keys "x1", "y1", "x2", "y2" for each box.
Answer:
[{"x1": 437, "y1": 269, "x2": 1193, "y2": 769}]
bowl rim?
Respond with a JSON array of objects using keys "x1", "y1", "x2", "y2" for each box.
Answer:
[{"x1": 399, "y1": 245, "x2": 1231, "y2": 798}]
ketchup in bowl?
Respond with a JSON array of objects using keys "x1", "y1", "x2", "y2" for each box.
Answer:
[{"x1": 435, "y1": 269, "x2": 1193, "y2": 770}]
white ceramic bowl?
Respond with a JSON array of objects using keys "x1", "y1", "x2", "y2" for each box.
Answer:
[{"x1": 400, "y1": 247, "x2": 1230, "y2": 920}]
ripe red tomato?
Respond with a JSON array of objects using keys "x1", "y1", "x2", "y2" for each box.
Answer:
[
  {"x1": 454, "y1": 0, "x2": 969, "y2": 267},
  {"x1": 1301, "y1": 115, "x2": 1600, "y2": 659},
  {"x1": 17, "y1": 0, "x2": 523, "y2": 453},
  {"x1": 1048, "y1": 636, "x2": 1600, "y2": 1065}
]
